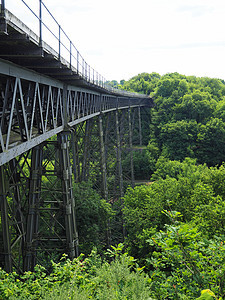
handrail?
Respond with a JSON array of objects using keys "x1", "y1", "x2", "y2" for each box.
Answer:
[{"x1": 0, "y1": 0, "x2": 148, "y2": 98}]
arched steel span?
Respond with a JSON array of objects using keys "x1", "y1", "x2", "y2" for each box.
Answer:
[{"x1": 0, "y1": 1, "x2": 154, "y2": 273}]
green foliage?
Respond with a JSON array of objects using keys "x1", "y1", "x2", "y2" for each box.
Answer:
[
  {"x1": 123, "y1": 157, "x2": 225, "y2": 269},
  {"x1": 121, "y1": 72, "x2": 160, "y2": 95},
  {"x1": 147, "y1": 211, "x2": 225, "y2": 299},
  {"x1": 122, "y1": 72, "x2": 225, "y2": 166},
  {"x1": 0, "y1": 248, "x2": 153, "y2": 300},
  {"x1": 122, "y1": 150, "x2": 154, "y2": 180},
  {"x1": 196, "y1": 118, "x2": 225, "y2": 165},
  {"x1": 74, "y1": 181, "x2": 114, "y2": 254},
  {"x1": 197, "y1": 289, "x2": 222, "y2": 300},
  {"x1": 159, "y1": 120, "x2": 198, "y2": 160},
  {"x1": 152, "y1": 157, "x2": 204, "y2": 181}
]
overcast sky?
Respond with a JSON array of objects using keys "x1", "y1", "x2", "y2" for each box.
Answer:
[{"x1": 5, "y1": 0, "x2": 225, "y2": 81}]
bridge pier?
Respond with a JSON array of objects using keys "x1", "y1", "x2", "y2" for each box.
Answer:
[
  {"x1": 81, "y1": 119, "x2": 93, "y2": 182},
  {"x1": 58, "y1": 131, "x2": 79, "y2": 259},
  {"x1": 99, "y1": 114, "x2": 108, "y2": 202},
  {"x1": 98, "y1": 113, "x2": 111, "y2": 245},
  {"x1": 128, "y1": 108, "x2": 135, "y2": 188},
  {"x1": 29, "y1": 135, "x2": 79, "y2": 265},
  {"x1": 138, "y1": 106, "x2": 143, "y2": 146},
  {"x1": 115, "y1": 110, "x2": 125, "y2": 240},
  {"x1": 24, "y1": 145, "x2": 43, "y2": 271},
  {"x1": 0, "y1": 165, "x2": 11, "y2": 272}
]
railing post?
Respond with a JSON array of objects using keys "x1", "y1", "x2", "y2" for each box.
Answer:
[
  {"x1": 0, "y1": 0, "x2": 7, "y2": 33},
  {"x1": 39, "y1": 0, "x2": 42, "y2": 47},
  {"x1": 82, "y1": 58, "x2": 84, "y2": 77},
  {"x1": 1, "y1": 0, "x2": 5, "y2": 13},
  {"x1": 69, "y1": 41, "x2": 72, "y2": 68},
  {"x1": 77, "y1": 51, "x2": 79, "y2": 73},
  {"x1": 58, "y1": 25, "x2": 61, "y2": 60}
]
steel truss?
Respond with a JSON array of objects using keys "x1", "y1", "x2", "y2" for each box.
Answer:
[
  {"x1": 0, "y1": 59, "x2": 151, "y2": 166},
  {"x1": 0, "y1": 59, "x2": 153, "y2": 272}
]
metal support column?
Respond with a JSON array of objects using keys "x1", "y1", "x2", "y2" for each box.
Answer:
[
  {"x1": 128, "y1": 108, "x2": 135, "y2": 188},
  {"x1": 99, "y1": 113, "x2": 111, "y2": 246},
  {"x1": 0, "y1": 166, "x2": 12, "y2": 273},
  {"x1": 115, "y1": 110, "x2": 124, "y2": 198},
  {"x1": 138, "y1": 106, "x2": 143, "y2": 146},
  {"x1": 81, "y1": 120, "x2": 92, "y2": 181},
  {"x1": 115, "y1": 110, "x2": 125, "y2": 240},
  {"x1": 71, "y1": 129, "x2": 78, "y2": 182},
  {"x1": 24, "y1": 145, "x2": 43, "y2": 271},
  {"x1": 58, "y1": 132, "x2": 79, "y2": 258},
  {"x1": 99, "y1": 114, "x2": 108, "y2": 200}
]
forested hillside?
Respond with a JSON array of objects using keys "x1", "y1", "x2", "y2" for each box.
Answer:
[
  {"x1": 121, "y1": 73, "x2": 225, "y2": 299},
  {"x1": 120, "y1": 72, "x2": 225, "y2": 167},
  {"x1": 2, "y1": 73, "x2": 225, "y2": 300}
]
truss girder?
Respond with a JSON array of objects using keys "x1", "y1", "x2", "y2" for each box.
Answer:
[{"x1": 0, "y1": 59, "x2": 152, "y2": 166}]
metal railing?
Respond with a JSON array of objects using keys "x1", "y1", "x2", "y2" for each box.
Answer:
[{"x1": 0, "y1": 0, "x2": 147, "y2": 98}]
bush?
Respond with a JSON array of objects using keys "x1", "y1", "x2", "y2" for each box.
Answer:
[
  {"x1": 147, "y1": 211, "x2": 225, "y2": 299},
  {"x1": 0, "y1": 247, "x2": 153, "y2": 300}
]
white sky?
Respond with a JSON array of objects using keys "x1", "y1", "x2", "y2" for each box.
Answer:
[{"x1": 5, "y1": 0, "x2": 225, "y2": 81}]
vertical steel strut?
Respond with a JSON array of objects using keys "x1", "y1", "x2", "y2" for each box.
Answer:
[
  {"x1": 98, "y1": 113, "x2": 111, "y2": 245},
  {"x1": 138, "y1": 106, "x2": 143, "y2": 146},
  {"x1": 99, "y1": 114, "x2": 108, "y2": 201},
  {"x1": 0, "y1": 166, "x2": 12, "y2": 272},
  {"x1": 81, "y1": 120, "x2": 93, "y2": 181},
  {"x1": 58, "y1": 132, "x2": 79, "y2": 258},
  {"x1": 115, "y1": 109, "x2": 125, "y2": 240},
  {"x1": 115, "y1": 110, "x2": 124, "y2": 198},
  {"x1": 128, "y1": 108, "x2": 135, "y2": 188},
  {"x1": 24, "y1": 145, "x2": 43, "y2": 271}
]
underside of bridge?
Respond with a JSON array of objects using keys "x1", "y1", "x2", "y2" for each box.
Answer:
[{"x1": 0, "y1": 3, "x2": 154, "y2": 272}]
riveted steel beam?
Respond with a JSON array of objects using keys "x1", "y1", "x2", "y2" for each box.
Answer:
[{"x1": 24, "y1": 145, "x2": 43, "y2": 271}]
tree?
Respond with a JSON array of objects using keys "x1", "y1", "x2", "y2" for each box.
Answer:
[
  {"x1": 196, "y1": 118, "x2": 225, "y2": 166},
  {"x1": 159, "y1": 120, "x2": 198, "y2": 160}
]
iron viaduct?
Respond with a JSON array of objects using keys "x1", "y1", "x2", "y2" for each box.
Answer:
[{"x1": 0, "y1": 0, "x2": 154, "y2": 273}]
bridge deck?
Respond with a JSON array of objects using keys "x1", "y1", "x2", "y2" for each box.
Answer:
[
  {"x1": 0, "y1": 7, "x2": 148, "y2": 98},
  {"x1": 0, "y1": 5, "x2": 153, "y2": 166}
]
